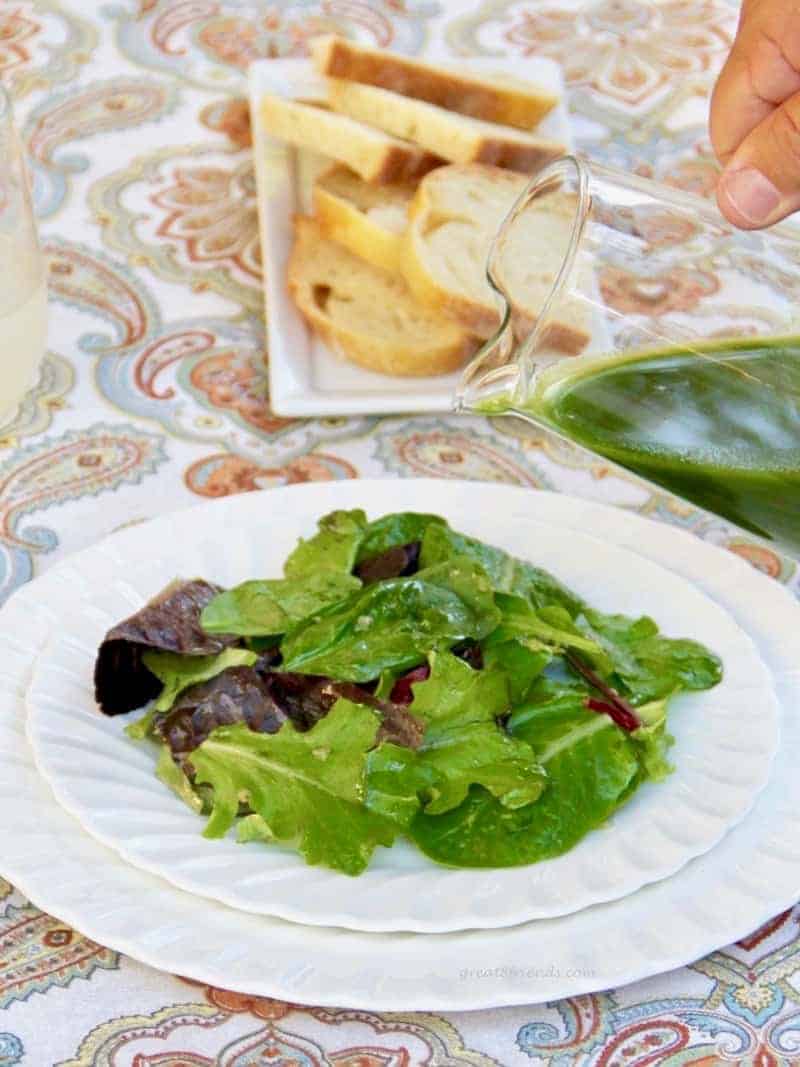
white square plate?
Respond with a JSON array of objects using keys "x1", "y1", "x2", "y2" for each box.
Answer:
[{"x1": 248, "y1": 54, "x2": 575, "y2": 417}]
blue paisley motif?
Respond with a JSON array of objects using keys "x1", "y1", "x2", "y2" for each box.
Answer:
[
  {"x1": 0, "y1": 1034, "x2": 23, "y2": 1067},
  {"x1": 682, "y1": 1011, "x2": 754, "y2": 1054},
  {"x1": 769, "y1": 1009, "x2": 800, "y2": 1057}
]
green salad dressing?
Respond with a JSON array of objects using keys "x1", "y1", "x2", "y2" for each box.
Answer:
[{"x1": 526, "y1": 337, "x2": 800, "y2": 554}]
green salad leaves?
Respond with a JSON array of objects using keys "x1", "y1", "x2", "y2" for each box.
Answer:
[{"x1": 115, "y1": 508, "x2": 723, "y2": 876}]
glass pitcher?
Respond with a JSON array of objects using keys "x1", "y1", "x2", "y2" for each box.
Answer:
[{"x1": 457, "y1": 156, "x2": 800, "y2": 558}]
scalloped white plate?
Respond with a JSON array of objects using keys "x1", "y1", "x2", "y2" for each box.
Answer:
[
  {"x1": 1, "y1": 482, "x2": 799, "y2": 1009},
  {"x1": 24, "y1": 489, "x2": 778, "y2": 933}
]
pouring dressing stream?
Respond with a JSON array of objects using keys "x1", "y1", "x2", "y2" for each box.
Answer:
[{"x1": 456, "y1": 157, "x2": 800, "y2": 558}]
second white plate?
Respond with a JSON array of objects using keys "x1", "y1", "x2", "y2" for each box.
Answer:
[
  {"x1": 25, "y1": 494, "x2": 778, "y2": 933},
  {"x1": 2, "y1": 482, "x2": 800, "y2": 1009}
]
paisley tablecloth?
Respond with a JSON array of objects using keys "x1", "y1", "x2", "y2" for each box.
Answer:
[{"x1": 2, "y1": 1, "x2": 800, "y2": 1064}]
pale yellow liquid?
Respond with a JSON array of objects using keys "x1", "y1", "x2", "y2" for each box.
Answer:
[{"x1": 0, "y1": 237, "x2": 47, "y2": 427}]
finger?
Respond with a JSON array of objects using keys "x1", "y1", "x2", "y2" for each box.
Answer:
[
  {"x1": 710, "y1": 4, "x2": 800, "y2": 164},
  {"x1": 716, "y1": 88, "x2": 800, "y2": 227}
]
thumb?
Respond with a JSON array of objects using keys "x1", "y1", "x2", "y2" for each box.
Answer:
[{"x1": 716, "y1": 90, "x2": 800, "y2": 228}]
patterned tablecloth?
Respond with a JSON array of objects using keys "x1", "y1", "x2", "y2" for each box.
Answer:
[{"x1": 2, "y1": 1, "x2": 800, "y2": 1064}]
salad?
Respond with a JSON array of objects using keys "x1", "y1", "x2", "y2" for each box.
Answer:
[{"x1": 94, "y1": 510, "x2": 723, "y2": 876}]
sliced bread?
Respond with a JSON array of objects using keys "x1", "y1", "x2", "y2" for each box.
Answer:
[
  {"x1": 401, "y1": 164, "x2": 589, "y2": 354},
  {"x1": 288, "y1": 215, "x2": 478, "y2": 377},
  {"x1": 311, "y1": 35, "x2": 558, "y2": 131},
  {"x1": 312, "y1": 165, "x2": 415, "y2": 273},
  {"x1": 260, "y1": 95, "x2": 439, "y2": 184},
  {"x1": 326, "y1": 79, "x2": 564, "y2": 174}
]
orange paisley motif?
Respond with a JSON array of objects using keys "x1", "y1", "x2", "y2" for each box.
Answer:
[
  {"x1": 188, "y1": 350, "x2": 292, "y2": 435},
  {"x1": 185, "y1": 453, "x2": 357, "y2": 497},
  {"x1": 600, "y1": 265, "x2": 720, "y2": 315}
]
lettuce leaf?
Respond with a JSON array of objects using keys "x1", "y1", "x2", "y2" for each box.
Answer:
[
  {"x1": 284, "y1": 509, "x2": 368, "y2": 578},
  {"x1": 630, "y1": 698, "x2": 674, "y2": 780},
  {"x1": 576, "y1": 608, "x2": 723, "y2": 703},
  {"x1": 200, "y1": 573, "x2": 360, "y2": 637},
  {"x1": 483, "y1": 639, "x2": 551, "y2": 703},
  {"x1": 155, "y1": 744, "x2": 206, "y2": 814},
  {"x1": 142, "y1": 647, "x2": 258, "y2": 712},
  {"x1": 280, "y1": 558, "x2": 501, "y2": 682},
  {"x1": 190, "y1": 701, "x2": 401, "y2": 875},
  {"x1": 419, "y1": 523, "x2": 584, "y2": 616},
  {"x1": 365, "y1": 653, "x2": 546, "y2": 817}
]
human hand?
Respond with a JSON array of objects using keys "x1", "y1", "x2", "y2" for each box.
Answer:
[{"x1": 711, "y1": 0, "x2": 800, "y2": 228}]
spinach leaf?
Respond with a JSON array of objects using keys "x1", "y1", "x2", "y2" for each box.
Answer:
[
  {"x1": 577, "y1": 608, "x2": 723, "y2": 703},
  {"x1": 142, "y1": 647, "x2": 258, "y2": 712},
  {"x1": 284, "y1": 509, "x2": 368, "y2": 578},
  {"x1": 488, "y1": 594, "x2": 611, "y2": 671},
  {"x1": 200, "y1": 573, "x2": 361, "y2": 637},
  {"x1": 419, "y1": 523, "x2": 584, "y2": 616},
  {"x1": 356, "y1": 512, "x2": 447, "y2": 563},
  {"x1": 190, "y1": 701, "x2": 400, "y2": 875},
  {"x1": 280, "y1": 558, "x2": 501, "y2": 682},
  {"x1": 411, "y1": 680, "x2": 640, "y2": 867}
]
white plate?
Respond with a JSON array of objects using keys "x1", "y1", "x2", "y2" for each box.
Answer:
[
  {"x1": 2, "y1": 481, "x2": 799, "y2": 1011},
  {"x1": 249, "y1": 55, "x2": 575, "y2": 417},
  {"x1": 24, "y1": 507, "x2": 778, "y2": 933}
]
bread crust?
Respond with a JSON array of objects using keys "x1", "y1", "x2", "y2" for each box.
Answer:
[
  {"x1": 400, "y1": 164, "x2": 589, "y2": 354},
  {"x1": 311, "y1": 35, "x2": 558, "y2": 131},
  {"x1": 260, "y1": 96, "x2": 438, "y2": 184}
]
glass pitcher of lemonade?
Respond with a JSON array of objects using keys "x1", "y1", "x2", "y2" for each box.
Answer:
[
  {"x1": 0, "y1": 85, "x2": 47, "y2": 429},
  {"x1": 457, "y1": 156, "x2": 800, "y2": 558}
]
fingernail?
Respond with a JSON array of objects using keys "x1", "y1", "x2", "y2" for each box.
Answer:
[{"x1": 719, "y1": 166, "x2": 781, "y2": 224}]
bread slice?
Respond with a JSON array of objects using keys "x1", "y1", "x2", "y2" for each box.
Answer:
[
  {"x1": 312, "y1": 165, "x2": 415, "y2": 273},
  {"x1": 326, "y1": 79, "x2": 564, "y2": 174},
  {"x1": 288, "y1": 216, "x2": 478, "y2": 377},
  {"x1": 401, "y1": 164, "x2": 590, "y2": 354},
  {"x1": 260, "y1": 95, "x2": 439, "y2": 184},
  {"x1": 311, "y1": 35, "x2": 558, "y2": 131}
]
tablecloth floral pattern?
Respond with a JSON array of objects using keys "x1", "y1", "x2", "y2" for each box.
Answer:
[{"x1": 2, "y1": 1, "x2": 800, "y2": 1064}]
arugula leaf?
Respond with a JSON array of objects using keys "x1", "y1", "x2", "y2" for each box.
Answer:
[
  {"x1": 419, "y1": 523, "x2": 584, "y2": 615},
  {"x1": 280, "y1": 558, "x2": 501, "y2": 682},
  {"x1": 412, "y1": 678, "x2": 642, "y2": 867},
  {"x1": 357, "y1": 512, "x2": 447, "y2": 563},
  {"x1": 368, "y1": 653, "x2": 546, "y2": 816},
  {"x1": 284, "y1": 509, "x2": 368, "y2": 578},
  {"x1": 155, "y1": 745, "x2": 205, "y2": 814},
  {"x1": 190, "y1": 701, "x2": 399, "y2": 875},
  {"x1": 200, "y1": 573, "x2": 361, "y2": 637},
  {"x1": 577, "y1": 608, "x2": 723, "y2": 703},
  {"x1": 142, "y1": 648, "x2": 257, "y2": 712}
]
